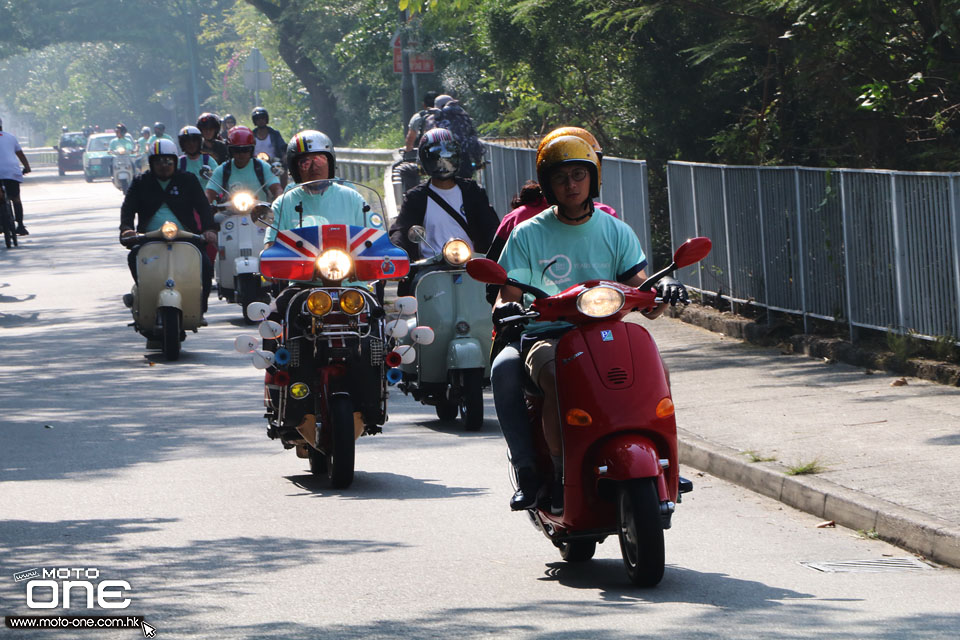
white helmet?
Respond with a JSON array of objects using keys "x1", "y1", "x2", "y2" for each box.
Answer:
[{"x1": 286, "y1": 130, "x2": 336, "y2": 183}]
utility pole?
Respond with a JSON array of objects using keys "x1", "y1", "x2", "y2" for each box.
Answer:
[{"x1": 399, "y1": 10, "x2": 416, "y2": 133}]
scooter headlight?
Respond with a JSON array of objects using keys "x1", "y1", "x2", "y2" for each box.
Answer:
[
  {"x1": 306, "y1": 290, "x2": 333, "y2": 316},
  {"x1": 161, "y1": 222, "x2": 179, "y2": 241},
  {"x1": 442, "y1": 239, "x2": 471, "y2": 266},
  {"x1": 576, "y1": 285, "x2": 625, "y2": 318},
  {"x1": 231, "y1": 192, "x2": 255, "y2": 212},
  {"x1": 339, "y1": 289, "x2": 365, "y2": 315},
  {"x1": 316, "y1": 249, "x2": 352, "y2": 282}
]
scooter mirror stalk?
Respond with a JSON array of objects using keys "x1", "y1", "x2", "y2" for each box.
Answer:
[
  {"x1": 410, "y1": 326, "x2": 435, "y2": 345},
  {"x1": 258, "y1": 320, "x2": 283, "y2": 340},
  {"x1": 407, "y1": 225, "x2": 427, "y2": 244},
  {"x1": 234, "y1": 335, "x2": 259, "y2": 353},
  {"x1": 393, "y1": 296, "x2": 418, "y2": 316}
]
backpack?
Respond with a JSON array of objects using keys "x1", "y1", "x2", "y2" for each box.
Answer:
[{"x1": 423, "y1": 101, "x2": 485, "y2": 165}]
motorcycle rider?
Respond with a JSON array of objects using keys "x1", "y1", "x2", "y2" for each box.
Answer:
[
  {"x1": 204, "y1": 126, "x2": 281, "y2": 204},
  {"x1": 197, "y1": 113, "x2": 228, "y2": 164},
  {"x1": 388, "y1": 128, "x2": 498, "y2": 266},
  {"x1": 263, "y1": 130, "x2": 374, "y2": 249},
  {"x1": 490, "y1": 133, "x2": 687, "y2": 513},
  {"x1": 119, "y1": 139, "x2": 217, "y2": 315},
  {"x1": 147, "y1": 122, "x2": 175, "y2": 149},
  {"x1": 221, "y1": 114, "x2": 237, "y2": 139},
  {"x1": 177, "y1": 125, "x2": 218, "y2": 190},
  {"x1": 108, "y1": 124, "x2": 135, "y2": 154},
  {"x1": 251, "y1": 107, "x2": 287, "y2": 187},
  {"x1": 0, "y1": 116, "x2": 32, "y2": 235}
]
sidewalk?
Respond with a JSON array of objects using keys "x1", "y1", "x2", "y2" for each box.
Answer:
[{"x1": 637, "y1": 312, "x2": 960, "y2": 568}]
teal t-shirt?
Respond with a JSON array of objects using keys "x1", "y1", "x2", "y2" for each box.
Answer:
[
  {"x1": 109, "y1": 136, "x2": 135, "y2": 153},
  {"x1": 146, "y1": 134, "x2": 175, "y2": 149},
  {"x1": 265, "y1": 182, "x2": 381, "y2": 244},
  {"x1": 498, "y1": 206, "x2": 647, "y2": 329},
  {"x1": 179, "y1": 154, "x2": 219, "y2": 190},
  {"x1": 206, "y1": 159, "x2": 279, "y2": 201},
  {"x1": 145, "y1": 180, "x2": 180, "y2": 232}
]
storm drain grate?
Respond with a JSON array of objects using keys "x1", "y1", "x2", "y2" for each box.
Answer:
[{"x1": 800, "y1": 557, "x2": 933, "y2": 573}]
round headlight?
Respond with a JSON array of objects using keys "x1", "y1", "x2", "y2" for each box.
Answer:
[
  {"x1": 316, "y1": 249, "x2": 352, "y2": 281},
  {"x1": 339, "y1": 289, "x2": 365, "y2": 315},
  {"x1": 576, "y1": 286, "x2": 625, "y2": 318},
  {"x1": 442, "y1": 239, "x2": 471, "y2": 266},
  {"x1": 160, "y1": 222, "x2": 179, "y2": 240},
  {"x1": 232, "y1": 192, "x2": 255, "y2": 212},
  {"x1": 306, "y1": 290, "x2": 333, "y2": 316}
]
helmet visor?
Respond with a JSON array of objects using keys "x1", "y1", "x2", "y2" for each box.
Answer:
[{"x1": 422, "y1": 140, "x2": 460, "y2": 178}]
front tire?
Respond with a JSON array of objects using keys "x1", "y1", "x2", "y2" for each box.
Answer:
[
  {"x1": 617, "y1": 478, "x2": 665, "y2": 587},
  {"x1": 326, "y1": 394, "x2": 355, "y2": 488},
  {"x1": 459, "y1": 368, "x2": 484, "y2": 431},
  {"x1": 558, "y1": 540, "x2": 597, "y2": 562},
  {"x1": 159, "y1": 307, "x2": 182, "y2": 361},
  {"x1": 236, "y1": 274, "x2": 261, "y2": 324},
  {"x1": 435, "y1": 401, "x2": 458, "y2": 422},
  {"x1": 84, "y1": 173, "x2": 93, "y2": 183}
]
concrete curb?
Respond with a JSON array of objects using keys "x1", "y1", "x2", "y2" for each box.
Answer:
[
  {"x1": 669, "y1": 305, "x2": 960, "y2": 387},
  {"x1": 678, "y1": 429, "x2": 960, "y2": 569}
]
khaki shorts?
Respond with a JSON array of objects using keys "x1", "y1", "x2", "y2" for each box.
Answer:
[{"x1": 524, "y1": 339, "x2": 558, "y2": 387}]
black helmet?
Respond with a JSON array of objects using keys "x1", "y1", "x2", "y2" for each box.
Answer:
[
  {"x1": 196, "y1": 112, "x2": 221, "y2": 131},
  {"x1": 116, "y1": 123, "x2": 127, "y2": 135},
  {"x1": 61, "y1": 125, "x2": 68, "y2": 132},
  {"x1": 178, "y1": 125, "x2": 203, "y2": 149},
  {"x1": 153, "y1": 122, "x2": 165, "y2": 134},
  {"x1": 223, "y1": 113, "x2": 236, "y2": 125},
  {"x1": 418, "y1": 128, "x2": 460, "y2": 179},
  {"x1": 251, "y1": 107, "x2": 269, "y2": 125}
]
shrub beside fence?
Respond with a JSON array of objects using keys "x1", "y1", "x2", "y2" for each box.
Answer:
[{"x1": 667, "y1": 161, "x2": 960, "y2": 344}]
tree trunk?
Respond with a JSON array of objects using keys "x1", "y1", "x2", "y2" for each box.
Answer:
[{"x1": 244, "y1": 0, "x2": 342, "y2": 144}]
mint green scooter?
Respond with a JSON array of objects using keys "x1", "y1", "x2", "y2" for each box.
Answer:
[{"x1": 392, "y1": 225, "x2": 492, "y2": 430}]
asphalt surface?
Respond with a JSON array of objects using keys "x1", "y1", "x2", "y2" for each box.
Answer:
[{"x1": 1, "y1": 169, "x2": 959, "y2": 638}]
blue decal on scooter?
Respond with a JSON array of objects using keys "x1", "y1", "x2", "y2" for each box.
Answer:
[
  {"x1": 601, "y1": 330, "x2": 614, "y2": 342},
  {"x1": 381, "y1": 257, "x2": 396, "y2": 275},
  {"x1": 454, "y1": 274, "x2": 463, "y2": 284}
]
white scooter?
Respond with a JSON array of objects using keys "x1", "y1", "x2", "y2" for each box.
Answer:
[
  {"x1": 121, "y1": 222, "x2": 205, "y2": 360},
  {"x1": 111, "y1": 147, "x2": 137, "y2": 194},
  {"x1": 210, "y1": 190, "x2": 273, "y2": 322}
]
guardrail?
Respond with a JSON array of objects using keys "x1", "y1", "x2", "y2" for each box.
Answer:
[
  {"x1": 22, "y1": 147, "x2": 57, "y2": 167},
  {"x1": 667, "y1": 161, "x2": 960, "y2": 344},
  {"x1": 335, "y1": 147, "x2": 395, "y2": 185}
]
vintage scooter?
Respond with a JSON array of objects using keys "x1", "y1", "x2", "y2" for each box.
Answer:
[
  {"x1": 234, "y1": 179, "x2": 429, "y2": 488},
  {"x1": 393, "y1": 225, "x2": 492, "y2": 430},
  {"x1": 466, "y1": 236, "x2": 712, "y2": 587},
  {"x1": 121, "y1": 222, "x2": 206, "y2": 360},
  {"x1": 111, "y1": 147, "x2": 136, "y2": 194},
  {"x1": 211, "y1": 189, "x2": 271, "y2": 321}
]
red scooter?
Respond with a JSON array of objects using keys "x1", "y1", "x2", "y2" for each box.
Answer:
[{"x1": 467, "y1": 236, "x2": 711, "y2": 587}]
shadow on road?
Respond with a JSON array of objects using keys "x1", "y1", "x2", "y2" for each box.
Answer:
[{"x1": 284, "y1": 470, "x2": 488, "y2": 500}]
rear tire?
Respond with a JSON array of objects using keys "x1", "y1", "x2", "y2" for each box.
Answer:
[
  {"x1": 435, "y1": 401, "x2": 458, "y2": 422},
  {"x1": 617, "y1": 478, "x2": 665, "y2": 587},
  {"x1": 84, "y1": 173, "x2": 93, "y2": 183},
  {"x1": 459, "y1": 368, "x2": 484, "y2": 431},
  {"x1": 326, "y1": 394, "x2": 355, "y2": 489},
  {"x1": 160, "y1": 307, "x2": 182, "y2": 361},
  {"x1": 58, "y1": 167, "x2": 66, "y2": 176},
  {"x1": 559, "y1": 540, "x2": 597, "y2": 562}
]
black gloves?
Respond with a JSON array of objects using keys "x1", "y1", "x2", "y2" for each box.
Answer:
[
  {"x1": 492, "y1": 301, "x2": 525, "y2": 328},
  {"x1": 656, "y1": 276, "x2": 689, "y2": 305}
]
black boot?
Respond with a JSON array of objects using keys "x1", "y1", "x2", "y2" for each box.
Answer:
[
  {"x1": 550, "y1": 478, "x2": 564, "y2": 515},
  {"x1": 510, "y1": 466, "x2": 539, "y2": 511}
]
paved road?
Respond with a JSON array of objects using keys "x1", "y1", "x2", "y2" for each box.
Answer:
[{"x1": 1, "y1": 170, "x2": 959, "y2": 638}]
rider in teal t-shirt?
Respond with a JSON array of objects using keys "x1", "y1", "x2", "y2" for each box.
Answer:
[
  {"x1": 205, "y1": 157, "x2": 279, "y2": 202},
  {"x1": 265, "y1": 181, "x2": 378, "y2": 245},
  {"x1": 176, "y1": 126, "x2": 218, "y2": 190}
]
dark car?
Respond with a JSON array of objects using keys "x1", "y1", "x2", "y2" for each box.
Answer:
[{"x1": 55, "y1": 132, "x2": 87, "y2": 176}]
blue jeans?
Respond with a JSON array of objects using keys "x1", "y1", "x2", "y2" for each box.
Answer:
[{"x1": 490, "y1": 341, "x2": 536, "y2": 471}]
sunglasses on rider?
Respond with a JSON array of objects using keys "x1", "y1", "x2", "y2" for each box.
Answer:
[
  {"x1": 549, "y1": 167, "x2": 589, "y2": 186},
  {"x1": 230, "y1": 146, "x2": 254, "y2": 155},
  {"x1": 297, "y1": 154, "x2": 328, "y2": 168},
  {"x1": 151, "y1": 157, "x2": 176, "y2": 166}
]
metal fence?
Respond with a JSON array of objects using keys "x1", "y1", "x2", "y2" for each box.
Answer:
[
  {"x1": 22, "y1": 147, "x2": 57, "y2": 166},
  {"x1": 335, "y1": 147, "x2": 395, "y2": 185},
  {"x1": 667, "y1": 161, "x2": 960, "y2": 342},
  {"x1": 481, "y1": 142, "x2": 652, "y2": 259}
]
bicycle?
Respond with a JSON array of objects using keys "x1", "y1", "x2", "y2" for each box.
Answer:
[{"x1": 0, "y1": 181, "x2": 18, "y2": 248}]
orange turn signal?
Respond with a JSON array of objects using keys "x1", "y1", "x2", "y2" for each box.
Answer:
[
  {"x1": 656, "y1": 397, "x2": 675, "y2": 419},
  {"x1": 565, "y1": 408, "x2": 593, "y2": 426}
]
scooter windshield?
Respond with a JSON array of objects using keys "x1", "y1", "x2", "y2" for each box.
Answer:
[{"x1": 260, "y1": 179, "x2": 409, "y2": 282}]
